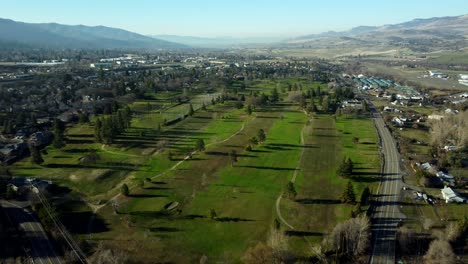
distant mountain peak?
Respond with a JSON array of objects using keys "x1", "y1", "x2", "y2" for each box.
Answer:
[{"x1": 0, "y1": 18, "x2": 186, "y2": 50}]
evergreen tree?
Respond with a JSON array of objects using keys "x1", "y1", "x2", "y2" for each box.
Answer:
[
  {"x1": 210, "y1": 209, "x2": 217, "y2": 220},
  {"x1": 229, "y1": 150, "x2": 238, "y2": 166},
  {"x1": 94, "y1": 118, "x2": 102, "y2": 142},
  {"x1": 101, "y1": 117, "x2": 114, "y2": 144},
  {"x1": 201, "y1": 102, "x2": 207, "y2": 111},
  {"x1": 29, "y1": 145, "x2": 44, "y2": 165},
  {"x1": 342, "y1": 181, "x2": 356, "y2": 204},
  {"x1": 121, "y1": 183, "x2": 130, "y2": 196},
  {"x1": 274, "y1": 218, "x2": 281, "y2": 230},
  {"x1": 360, "y1": 186, "x2": 371, "y2": 206},
  {"x1": 52, "y1": 119, "x2": 65, "y2": 149},
  {"x1": 286, "y1": 182, "x2": 297, "y2": 199},
  {"x1": 249, "y1": 137, "x2": 259, "y2": 145},
  {"x1": 257, "y1": 129, "x2": 266, "y2": 142},
  {"x1": 346, "y1": 158, "x2": 354, "y2": 175},
  {"x1": 337, "y1": 157, "x2": 353, "y2": 177},
  {"x1": 271, "y1": 88, "x2": 279, "y2": 103},
  {"x1": 188, "y1": 103, "x2": 194, "y2": 116},
  {"x1": 246, "y1": 104, "x2": 253, "y2": 115},
  {"x1": 79, "y1": 113, "x2": 89, "y2": 123},
  {"x1": 195, "y1": 139, "x2": 205, "y2": 151}
]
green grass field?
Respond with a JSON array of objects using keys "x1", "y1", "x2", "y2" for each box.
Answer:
[{"x1": 281, "y1": 114, "x2": 380, "y2": 253}]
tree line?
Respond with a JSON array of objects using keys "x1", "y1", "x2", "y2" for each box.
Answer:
[{"x1": 94, "y1": 106, "x2": 132, "y2": 144}]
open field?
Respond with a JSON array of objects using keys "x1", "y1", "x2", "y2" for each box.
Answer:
[{"x1": 281, "y1": 114, "x2": 381, "y2": 253}]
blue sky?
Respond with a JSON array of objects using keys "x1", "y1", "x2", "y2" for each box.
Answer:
[{"x1": 1, "y1": 0, "x2": 466, "y2": 37}]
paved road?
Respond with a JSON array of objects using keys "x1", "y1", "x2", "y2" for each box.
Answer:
[
  {"x1": 0, "y1": 200, "x2": 62, "y2": 264},
  {"x1": 369, "y1": 108, "x2": 406, "y2": 264}
]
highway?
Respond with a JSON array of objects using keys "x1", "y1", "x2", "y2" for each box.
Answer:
[
  {"x1": 369, "y1": 107, "x2": 406, "y2": 264},
  {"x1": 0, "y1": 200, "x2": 62, "y2": 264}
]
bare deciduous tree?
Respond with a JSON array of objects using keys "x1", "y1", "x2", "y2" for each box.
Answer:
[
  {"x1": 241, "y1": 242, "x2": 274, "y2": 264},
  {"x1": 267, "y1": 229, "x2": 291, "y2": 262},
  {"x1": 423, "y1": 239, "x2": 456, "y2": 264},
  {"x1": 90, "y1": 242, "x2": 130, "y2": 264},
  {"x1": 329, "y1": 216, "x2": 370, "y2": 257},
  {"x1": 430, "y1": 110, "x2": 468, "y2": 148}
]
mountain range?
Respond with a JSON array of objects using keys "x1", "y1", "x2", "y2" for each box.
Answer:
[
  {"x1": 0, "y1": 18, "x2": 185, "y2": 49},
  {"x1": 0, "y1": 14, "x2": 467, "y2": 50},
  {"x1": 287, "y1": 14, "x2": 468, "y2": 52}
]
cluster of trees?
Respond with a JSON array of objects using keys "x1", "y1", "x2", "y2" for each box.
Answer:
[
  {"x1": 246, "y1": 129, "x2": 266, "y2": 151},
  {"x1": 397, "y1": 217, "x2": 468, "y2": 264},
  {"x1": 94, "y1": 106, "x2": 132, "y2": 144},
  {"x1": 430, "y1": 110, "x2": 467, "y2": 149},
  {"x1": 328, "y1": 216, "x2": 370, "y2": 260}
]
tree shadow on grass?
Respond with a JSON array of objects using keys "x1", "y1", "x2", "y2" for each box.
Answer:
[
  {"x1": 151, "y1": 181, "x2": 167, "y2": 184},
  {"x1": 129, "y1": 194, "x2": 168, "y2": 198},
  {"x1": 149, "y1": 227, "x2": 181, "y2": 233},
  {"x1": 205, "y1": 151, "x2": 257, "y2": 158},
  {"x1": 295, "y1": 198, "x2": 342, "y2": 205},
  {"x1": 63, "y1": 148, "x2": 90, "y2": 154},
  {"x1": 249, "y1": 149, "x2": 272, "y2": 153},
  {"x1": 144, "y1": 186, "x2": 172, "y2": 190},
  {"x1": 351, "y1": 175, "x2": 381, "y2": 183},
  {"x1": 269, "y1": 143, "x2": 317, "y2": 149},
  {"x1": 285, "y1": 230, "x2": 323, "y2": 237},
  {"x1": 239, "y1": 165, "x2": 297, "y2": 171},
  {"x1": 127, "y1": 211, "x2": 171, "y2": 219},
  {"x1": 181, "y1": 214, "x2": 205, "y2": 220},
  {"x1": 216, "y1": 217, "x2": 255, "y2": 222}
]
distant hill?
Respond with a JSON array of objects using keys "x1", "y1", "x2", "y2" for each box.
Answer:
[
  {"x1": 0, "y1": 18, "x2": 185, "y2": 50},
  {"x1": 288, "y1": 14, "x2": 468, "y2": 53},
  {"x1": 153, "y1": 35, "x2": 284, "y2": 48}
]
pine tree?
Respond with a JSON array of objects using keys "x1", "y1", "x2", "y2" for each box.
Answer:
[
  {"x1": 337, "y1": 157, "x2": 353, "y2": 177},
  {"x1": 257, "y1": 129, "x2": 266, "y2": 142},
  {"x1": 79, "y1": 113, "x2": 89, "y2": 123},
  {"x1": 271, "y1": 88, "x2": 279, "y2": 103},
  {"x1": 94, "y1": 118, "x2": 102, "y2": 142},
  {"x1": 29, "y1": 145, "x2": 44, "y2": 165},
  {"x1": 342, "y1": 181, "x2": 356, "y2": 204},
  {"x1": 246, "y1": 104, "x2": 253, "y2": 115},
  {"x1": 195, "y1": 139, "x2": 205, "y2": 151},
  {"x1": 210, "y1": 209, "x2": 217, "y2": 220},
  {"x1": 229, "y1": 150, "x2": 238, "y2": 166},
  {"x1": 360, "y1": 186, "x2": 371, "y2": 206},
  {"x1": 121, "y1": 183, "x2": 130, "y2": 196},
  {"x1": 286, "y1": 182, "x2": 297, "y2": 199},
  {"x1": 52, "y1": 119, "x2": 65, "y2": 149},
  {"x1": 188, "y1": 103, "x2": 194, "y2": 116}
]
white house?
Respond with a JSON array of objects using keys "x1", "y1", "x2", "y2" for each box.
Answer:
[{"x1": 441, "y1": 186, "x2": 466, "y2": 203}]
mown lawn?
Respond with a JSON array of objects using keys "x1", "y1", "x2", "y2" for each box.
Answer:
[
  {"x1": 97, "y1": 106, "x2": 307, "y2": 262},
  {"x1": 282, "y1": 114, "x2": 380, "y2": 253}
]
